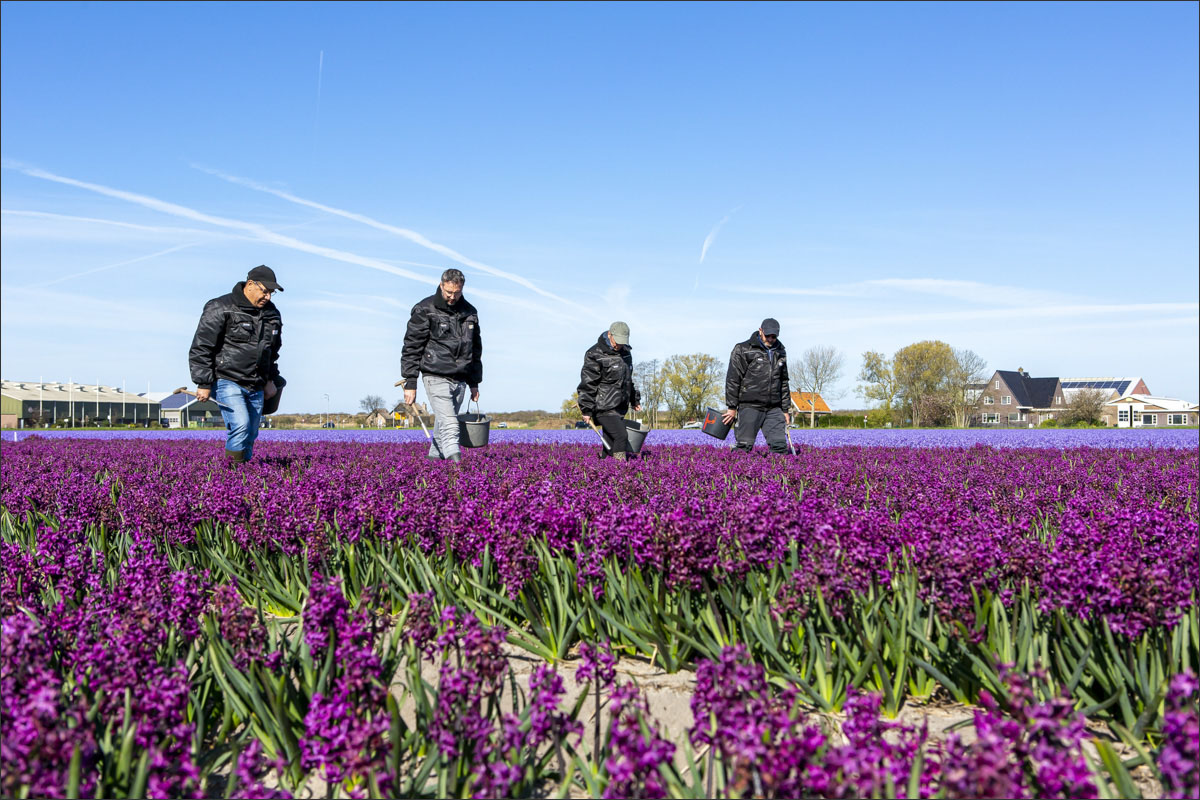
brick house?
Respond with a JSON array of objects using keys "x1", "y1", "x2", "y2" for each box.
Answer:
[
  {"x1": 1061, "y1": 377, "x2": 1150, "y2": 426},
  {"x1": 974, "y1": 370, "x2": 1066, "y2": 427}
]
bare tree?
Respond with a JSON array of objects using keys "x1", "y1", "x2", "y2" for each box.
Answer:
[
  {"x1": 856, "y1": 350, "x2": 899, "y2": 425},
  {"x1": 790, "y1": 345, "x2": 845, "y2": 428},
  {"x1": 634, "y1": 359, "x2": 667, "y2": 427},
  {"x1": 359, "y1": 394, "x2": 386, "y2": 414},
  {"x1": 1061, "y1": 388, "x2": 1109, "y2": 426},
  {"x1": 948, "y1": 348, "x2": 988, "y2": 428}
]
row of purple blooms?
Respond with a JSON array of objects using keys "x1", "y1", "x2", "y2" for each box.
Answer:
[{"x1": 1, "y1": 439, "x2": 1196, "y2": 636}]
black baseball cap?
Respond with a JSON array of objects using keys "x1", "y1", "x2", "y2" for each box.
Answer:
[
  {"x1": 247, "y1": 265, "x2": 284, "y2": 292},
  {"x1": 760, "y1": 318, "x2": 780, "y2": 336}
]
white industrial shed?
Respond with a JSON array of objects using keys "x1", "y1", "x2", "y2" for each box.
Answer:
[{"x1": 1, "y1": 379, "x2": 161, "y2": 428}]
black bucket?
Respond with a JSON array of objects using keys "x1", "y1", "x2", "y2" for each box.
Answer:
[
  {"x1": 457, "y1": 402, "x2": 490, "y2": 448},
  {"x1": 700, "y1": 407, "x2": 731, "y2": 440},
  {"x1": 602, "y1": 419, "x2": 650, "y2": 454}
]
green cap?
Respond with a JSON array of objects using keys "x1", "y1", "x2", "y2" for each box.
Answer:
[{"x1": 609, "y1": 321, "x2": 630, "y2": 345}]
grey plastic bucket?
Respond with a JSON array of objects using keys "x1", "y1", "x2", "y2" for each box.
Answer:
[
  {"x1": 700, "y1": 407, "x2": 731, "y2": 440},
  {"x1": 457, "y1": 404, "x2": 491, "y2": 448},
  {"x1": 603, "y1": 419, "x2": 649, "y2": 454}
]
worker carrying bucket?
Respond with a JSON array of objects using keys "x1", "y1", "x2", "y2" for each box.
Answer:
[
  {"x1": 400, "y1": 268, "x2": 483, "y2": 463},
  {"x1": 723, "y1": 318, "x2": 793, "y2": 455},
  {"x1": 577, "y1": 321, "x2": 643, "y2": 461}
]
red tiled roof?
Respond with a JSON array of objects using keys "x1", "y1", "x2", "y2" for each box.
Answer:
[{"x1": 790, "y1": 392, "x2": 831, "y2": 413}]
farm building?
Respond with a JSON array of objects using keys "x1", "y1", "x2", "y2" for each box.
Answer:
[
  {"x1": 1, "y1": 379, "x2": 160, "y2": 428},
  {"x1": 160, "y1": 390, "x2": 222, "y2": 428},
  {"x1": 1107, "y1": 395, "x2": 1198, "y2": 428}
]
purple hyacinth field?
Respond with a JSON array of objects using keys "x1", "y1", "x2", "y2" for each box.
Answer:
[{"x1": 2, "y1": 435, "x2": 1197, "y2": 798}]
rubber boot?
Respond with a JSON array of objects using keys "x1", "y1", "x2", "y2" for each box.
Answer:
[
  {"x1": 448, "y1": 453, "x2": 462, "y2": 464},
  {"x1": 224, "y1": 449, "x2": 245, "y2": 468}
]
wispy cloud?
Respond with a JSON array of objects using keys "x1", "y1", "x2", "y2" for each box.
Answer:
[
  {"x1": 194, "y1": 165, "x2": 590, "y2": 314},
  {"x1": 733, "y1": 277, "x2": 1076, "y2": 306},
  {"x1": 699, "y1": 206, "x2": 741, "y2": 264},
  {"x1": 857, "y1": 278, "x2": 1073, "y2": 307},
  {"x1": 796, "y1": 302, "x2": 1200, "y2": 331},
  {"x1": 700, "y1": 208, "x2": 734, "y2": 263},
  {"x1": 31, "y1": 242, "x2": 201, "y2": 288}
]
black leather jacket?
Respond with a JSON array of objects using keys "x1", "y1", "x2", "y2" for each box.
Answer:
[
  {"x1": 188, "y1": 283, "x2": 284, "y2": 391},
  {"x1": 725, "y1": 333, "x2": 789, "y2": 412},
  {"x1": 578, "y1": 333, "x2": 641, "y2": 416},
  {"x1": 401, "y1": 292, "x2": 483, "y2": 389}
]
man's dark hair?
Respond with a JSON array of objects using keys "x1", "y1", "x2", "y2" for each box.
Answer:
[{"x1": 441, "y1": 268, "x2": 466, "y2": 285}]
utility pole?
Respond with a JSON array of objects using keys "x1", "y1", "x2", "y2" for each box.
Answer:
[
  {"x1": 38, "y1": 375, "x2": 43, "y2": 426},
  {"x1": 323, "y1": 393, "x2": 330, "y2": 426}
]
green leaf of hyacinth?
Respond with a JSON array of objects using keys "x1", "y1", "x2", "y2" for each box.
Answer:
[
  {"x1": 128, "y1": 749, "x2": 151, "y2": 800},
  {"x1": 66, "y1": 743, "x2": 81, "y2": 800},
  {"x1": 1091, "y1": 739, "x2": 1142, "y2": 799}
]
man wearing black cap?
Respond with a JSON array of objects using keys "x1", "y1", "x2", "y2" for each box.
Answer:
[
  {"x1": 189, "y1": 265, "x2": 286, "y2": 466},
  {"x1": 723, "y1": 318, "x2": 791, "y2": 454},
  {"x1": 578, "y1": 321, "x2": 642, "y2": 461}
]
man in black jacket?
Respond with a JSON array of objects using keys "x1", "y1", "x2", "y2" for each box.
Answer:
[
  {"x1": 723, "y1": 318, "x2": 791, "y2": 454},
  {"x1": 401, "y1": 269, "x2": 482, "y2": 462},
  {"x1": 578, "y1": 322, "x2": 642, "y2": 460},
  {"x1": 189, "y1": 265, "x2": 286, "y2": 465}
]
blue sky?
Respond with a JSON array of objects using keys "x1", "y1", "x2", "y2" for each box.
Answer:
[{"x1": 2, "y1": 1, "x2": 1197, "y2": 412}]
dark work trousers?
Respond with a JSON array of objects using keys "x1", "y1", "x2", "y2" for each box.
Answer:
[
  {"x1": 596, "y1": 411, "x2": 632, "y2": 458},
  {"x1": 733, "y1": 405, "x2": 789, "y2": 454}
]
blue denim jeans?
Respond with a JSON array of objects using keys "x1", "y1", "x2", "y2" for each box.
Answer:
[{"x1": 214, "y1": 379, "x2": 264, "y2": 460}]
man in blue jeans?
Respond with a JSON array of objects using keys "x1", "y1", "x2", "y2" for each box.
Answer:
[{"x1": 189, "y1": 265, "x2": 286, "y2": 466}]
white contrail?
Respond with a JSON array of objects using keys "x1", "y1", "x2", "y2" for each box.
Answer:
[
  {"x1": 195, "y1": 165, "x2": 587, "y2": 311},
  {"x1": 14, "y1": 166, "x2": 445, "y2": 286},
  {"x1": 1, "y1": 208, "x2": 227, "y2": 238},
  {"x1": 314, "y1": 50, "x2": 324, "y2": 149},
  {"x1": 11, "y1": 165, "x2": 571, "y2": 319},
  {"x1": 32, "y1": 242, "x2": 199, "y2": 287}
]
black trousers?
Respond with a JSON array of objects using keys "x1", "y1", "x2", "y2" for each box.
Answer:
[
  {"x1": 733, "y1": 406, "x2": 789, "y2": 454},
  {"x1": 596, "y1": 411, "x2": 632, "y2": 457}
]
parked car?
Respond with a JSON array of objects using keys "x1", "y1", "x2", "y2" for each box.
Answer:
[
  {"x1": 496, "y1": 421, "x2": 508, "y2": 429},
  {"x1": 158, "y1": 418, "x2": 171, "y2": 429},
  {"x1": 682, "y1": 421, "x2": 702, "y2": 429},
  {"x1": 574, "y1": 420, "x2": 590, "y2": 429},
  {"x1": 322, "y1": 421, "x2": 336, "y2": 428}
]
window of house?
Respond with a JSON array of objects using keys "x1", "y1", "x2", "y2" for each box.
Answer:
[
  {"x1": 984, "y1": 396, "x2": 994, "y2": 405},
  {"x1": 983, "y1": 413, "x2": 999, "y2": 424},
  {"x1": 1001, "y1": 396, "x2": 1012, "y2": 405},
  {"x1": 1009, "y1": 413, "x2": 1021, "y2": 422},
  {"x1": 1141, "y1": 414, "x2": 1157, "y2": 426},
  {"x1": 1168, "y1": 414, "x2": 1186, "y2": 426},
  {"x1": 1118, "y1": 409, "x2": 1129, "y2": 422}
]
